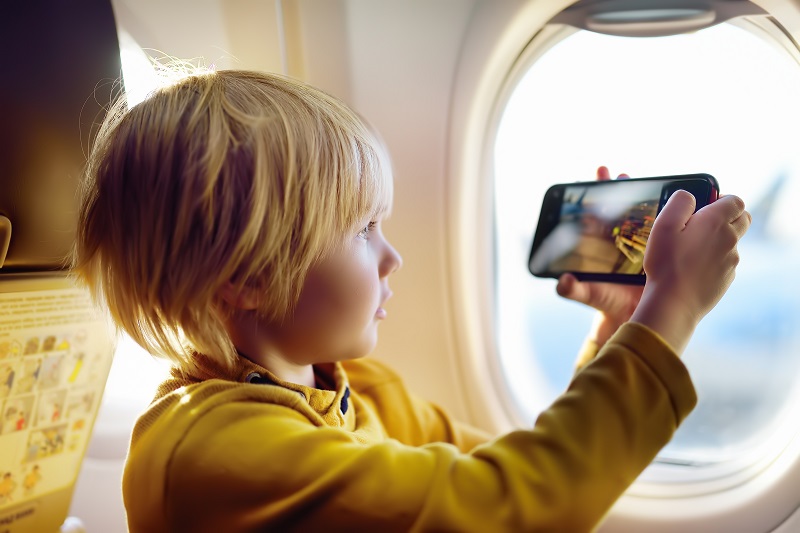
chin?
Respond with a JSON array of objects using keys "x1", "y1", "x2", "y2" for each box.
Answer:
[{"x1": 343, "y1": 336, "x2": 378, "y2": 361}]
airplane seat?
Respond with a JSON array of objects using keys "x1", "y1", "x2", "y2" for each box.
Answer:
[{"x1": 0, "y1": 1, "x2": 122, "y2": 531}]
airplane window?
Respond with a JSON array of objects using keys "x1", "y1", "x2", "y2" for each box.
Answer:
[{"x1": 493, "y1": 21, "x2": 800, "y2": 474}]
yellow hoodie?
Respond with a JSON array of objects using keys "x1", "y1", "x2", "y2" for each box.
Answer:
[{"x1": 123, "y1": 322, "x2": 696, "y2": 532}]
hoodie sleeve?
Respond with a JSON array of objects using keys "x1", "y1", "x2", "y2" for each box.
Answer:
[{"x1": 125, "y1": 322, "x2": 696, "y2": 533}]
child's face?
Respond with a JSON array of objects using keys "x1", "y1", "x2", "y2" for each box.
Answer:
[{"x1": 266, "y1": 217, "x2": 402, "y2": 365}]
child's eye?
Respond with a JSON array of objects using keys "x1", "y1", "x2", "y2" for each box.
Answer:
[{"x1": 357, "y1": 221, "x2": 377, "y2": 240}]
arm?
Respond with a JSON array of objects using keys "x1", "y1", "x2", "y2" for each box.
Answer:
[
  {"x1": 141, "y1": 325, "x2": 693, "y2": 533},
  {"x1": 558, "y1": 275, "x2": 642, "y2": 370},
  {"x1": 560, "y1": 168, "x2": 750, "y2": 365}
]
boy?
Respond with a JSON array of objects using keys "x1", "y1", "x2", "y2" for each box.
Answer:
[{"x1": 72, "y1": 69, "x2": 750, "y2": 532}]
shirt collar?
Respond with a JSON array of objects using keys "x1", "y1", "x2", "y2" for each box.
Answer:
[{"x1": 174, "y1": 353, "x2": 353, "y2": 426}]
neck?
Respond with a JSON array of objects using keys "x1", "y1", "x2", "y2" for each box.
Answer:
[
  {"x1": 251, "y1": 352, "x2": 316, "y2": 388},
  {"x1": 224, "y1": 310, "x2": 316, "y2": 388}
]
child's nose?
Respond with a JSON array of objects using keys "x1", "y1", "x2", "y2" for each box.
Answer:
[{"x1": 380, "y1": 240, "x2": 402, "y2": 276}]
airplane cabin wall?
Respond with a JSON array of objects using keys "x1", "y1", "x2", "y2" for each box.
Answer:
[{"x1": 111, "y1": 0, "x2": 284, "y2": 74}]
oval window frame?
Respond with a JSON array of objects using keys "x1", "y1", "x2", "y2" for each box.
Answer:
[{"x1": 446, "y1": 2, "x2": 800, "y2": 529}]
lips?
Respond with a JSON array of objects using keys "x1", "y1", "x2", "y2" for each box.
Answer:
[{"x1": 376, "y1": 289, "x2": 393, "y2": 319}]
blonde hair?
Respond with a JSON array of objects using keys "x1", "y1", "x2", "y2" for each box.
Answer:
[{"x1": 73, "y1": 70, "x2": 393, "y2": 370}]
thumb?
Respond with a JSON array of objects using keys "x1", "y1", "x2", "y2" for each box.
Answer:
[{"x1": 653, "y1": 189, "x2": 696, "y2": 234}]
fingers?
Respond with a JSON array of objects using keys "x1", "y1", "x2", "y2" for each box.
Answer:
[
  {"x1": 596, "y1": 166, "x2": 629, "y2": 181},
  {"x1": 556, "y1": 273, "x2": 578, "y2": 298},
  {"x1": 732, "y1": 210, "x2": 752, "y2": 237},
  {"x1": 556, "y1": 273, "x2": 589, "y2": 305},
  {"x1": 728, "y1": 207, "x2": 751, "y2": 240},
  {"x1": 653, "y1": 190, "x2": 696, "y2": 232},
  {"x1": 715, "y1": 194, "x2": 748, "y2": 223},
  {"x1": 699, "y1": 194, "x2": 752, "y2": 236}
]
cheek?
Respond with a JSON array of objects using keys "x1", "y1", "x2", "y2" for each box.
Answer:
[
  {"x1": 296, "y1": 261, "x2": 378, "y2": 329},
  {"x1": 284, "y1": 264, "x2": 380, "y2": 361}
]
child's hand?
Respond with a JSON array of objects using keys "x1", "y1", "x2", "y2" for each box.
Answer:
[
  {"x1": 631, "y1": 190, "x2": 751, "y2": 354},
  {"x1": 556, "y1": 273, "x2": 642, "y2": 348}
]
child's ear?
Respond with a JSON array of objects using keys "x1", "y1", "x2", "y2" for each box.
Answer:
[{"x1": 218, "y1": 281, "x2": 260, "y2": 310}]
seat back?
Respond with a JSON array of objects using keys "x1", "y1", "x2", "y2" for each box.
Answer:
[{"x1": 0, "y1": 1, "x2": 121, "y2": 531}]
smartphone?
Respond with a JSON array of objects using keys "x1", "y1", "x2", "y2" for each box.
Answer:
[{"x1": 528, "y1": 173, "x2": 719, "y2": 284}]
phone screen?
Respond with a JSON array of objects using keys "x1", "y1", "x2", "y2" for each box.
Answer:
[{"x1": 528, "y1": 174, "x2": 718, "y2": 284}]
